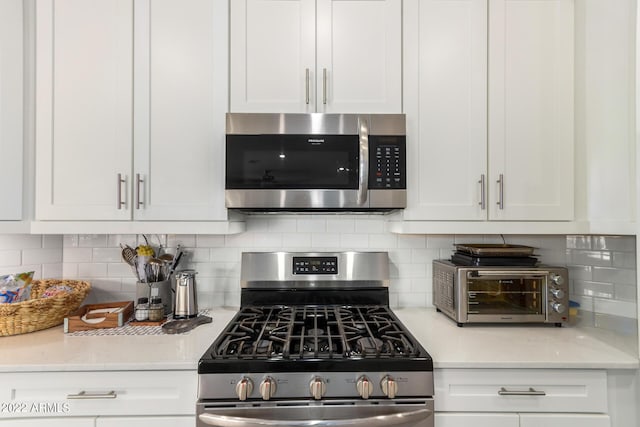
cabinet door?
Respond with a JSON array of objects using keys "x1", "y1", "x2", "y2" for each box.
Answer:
[
  {"x1": 435, "y1": 413, "x2": 519, "y2": 427},
  {"x1": 230, "y1": 0, "x2": 316, "y2": 113},
  {"x1": 316, "y1": 0, "x2": 402, "y2": 113},
  {"x1": 488, "y1": 0, "x2": 574, "y2": 220},
  {"x1": 0, "y1": 419, "x2": 94, "y2": 426},
  {"x1": 133, "y1": 0, "x2": 227, "y2": 220},
  {"x1": 35, "y1": 0, "x2": 133, "y2": 220},
  {"x1": 402, "y1": 0, "x2": 488, "y2": 220},
  {"x1": 0, "y1": 0, "x2": 23, "y2": 220},
  {"x1": 520, "y1": 413, "x2": 611, "y2": 427}
]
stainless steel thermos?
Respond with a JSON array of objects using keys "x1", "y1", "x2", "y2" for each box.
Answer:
[{"x1": 174, "y1": 269, "x2": 198, "y2": 319}]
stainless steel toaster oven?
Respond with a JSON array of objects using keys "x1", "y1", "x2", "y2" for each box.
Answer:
[{"x1": 433, "y1": 260, "x2": 569, "y2": 327}]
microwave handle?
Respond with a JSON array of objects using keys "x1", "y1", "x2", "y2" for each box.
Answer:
[{"x1": 357, "y1": 116, "x2": 369, "y2": 206}]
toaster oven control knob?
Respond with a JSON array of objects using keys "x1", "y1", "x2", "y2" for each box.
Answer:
[
  {"x1": 550, "y1": 273, "x2": 565, "y2": 286},
  {"x1": 550, "y1": 288, "x2": 565, "y2": 299},
  {"x1": 235, "y1": 377, "x2": 253, "y2": 401},
  {"x1": 381, "y1": 375, "x2": 398, "y2": 399},
  {"x1": 551, "y1": 302, "x2": 566, "y2": 314},
  {"x1": 259, "y1": 377, "x2": 276, "y2": 401},
  {"x1": 356, "y1": 376, "x2": 373, "y2": 399},
  {"x1": 309, "y1": 377, "x2": 326, "y2": 400}
]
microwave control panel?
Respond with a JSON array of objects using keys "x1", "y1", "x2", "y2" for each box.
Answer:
[{"x1": 369, "y1": 136, "x2": 406, "y2": 189}]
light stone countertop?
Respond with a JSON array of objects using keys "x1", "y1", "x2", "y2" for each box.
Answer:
[{"x1": 0, "y1": 308, "x2": 637, "y2": 373}]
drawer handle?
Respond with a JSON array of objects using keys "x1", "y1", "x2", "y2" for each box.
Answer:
[
  {"x1": 498, "y1": 387, "x2": 545, "y2": 396},
  {"x1": 67, "y1": 390, "x2": 117, "y2": 400}
]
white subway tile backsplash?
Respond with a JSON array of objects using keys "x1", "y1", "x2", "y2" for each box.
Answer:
[
  {"x1": 398, "y1": 235, "x2": 426, "y2": 249},
  {"x1": 107, "y1": 262, "x2": 134, "y2": 278},
  {"x1": 612, "y1": 251, "x2": 636, "y2": 269},
  {"x1": 78, "y1": 263, "x2": 108, "y2": 278},
  {"x1": 591, "y1": 235, "x2": 636, "y2": 252},
  {"x1": 426, "y1": 235, "x2": 454, "y2": 249},
  {"x1": 167, "y1": 234, "x2": 196, "y2": 248},
  {"x1": 282, "y1": 233, "x2": 312, "y2": 248},
  {"x1": 267, "y1": 218, "x2": 297, "y2": 232},
  {"x1": 311, "y1": 233, "x2": 340, "y2": 248},
  {"x1": 63, "y1": 235, "x2": 79, "y2": 247},
  {"x1": 569, "y1": 250, "x2": 612, "y2": 267},
  {"x1": 567, "y1": 235, "x2": 592, "y2": 249},
  {"x1": 568, "y1": 265, "x2": 592, "y2": 281},
  {"x1": 21, "y1": 248, "x2": 62, "y2": 265},
  {"x1": 593, "y1": 298, "x2": 637, "y2": 319},
  {"x1": 0, "y1": 235, "x2": 42, "y2": 250},
  {"x1": 253, "y1": 232, "x2": 283, "y2": 248},
  {"x1": 573, "y1": 280, "x2": 615, "y2": 299},
  {"x1": 63, "y1": 248, "x2": 93, "y2": 263},
  {"x1": 339, "y1": 233, "x2": 369, "y2": 248},
  {"x1": 325, "y1": 219, "x2": 352, "y2": 233},
  {"x1": 0, "y1": 250, "x2": 21, "y2": 267},
  {"x1": 107, "y1": 234, "x2": 137, "y2": 248},
  {"x1": 368, "y1": 233, "x2": 397, "y2": 249},
  {"x1": 615, "y1": 284, "x2": 637, "y2": 302},
  {"x1": 42, "y1": 235, "x2": 63, "y2": 249},
  {"x1": 592, "y1": 266, "x2": 636, "y2": 285},
  {"x1": 355, "y1": 220, "x2": 384, "y2": 234},
  {"x1": 225, "y1": 233, "x2": 255, "y2": 248},
  {"x1": 92, "y1": 248, "x2": 122, "y2": 263},
  {"x1": 78, "y1": 234, "x2": 107, "y2": 248},
  {"x1": 299, "y1": 218, "x2": 328, "y2": 232},
  {"x1": 42, "y1": 263, "x2": 63, "y2": 278},
  {"x1": 197, "y1": 235, "x2": 225, "y2": 247}
]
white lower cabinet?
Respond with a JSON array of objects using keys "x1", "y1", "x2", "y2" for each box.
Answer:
[
  {"x1": 0, "y1": 371, "x2": 197, "y2": 423},
  {"x1": 96, "y1": 416, "x2": 194, "y2": 427},
  {"x1": 0, "y1": 419, "x2": 94, "y2": 426},
  {"x1": 435, "y1": 369, "x2": 611, "y2": 427},
  {"x1": 436, "y1": 413, "x2": 519, "y2": 427}
]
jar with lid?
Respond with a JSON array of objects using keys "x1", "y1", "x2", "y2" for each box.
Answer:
[
  {"x1": 148, "y1": 297, "x2": 164, "y2": 322},
  {"x1": 135, "y1": 297, "x2": 149, "y2": 321}
]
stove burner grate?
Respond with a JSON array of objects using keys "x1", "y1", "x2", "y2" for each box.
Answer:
[{"x1": 211, "y1": 305, "x2": 420, "y2": 361}]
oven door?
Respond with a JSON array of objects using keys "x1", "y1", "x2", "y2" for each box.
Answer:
[
  {"x1": 462, "y1": 270, "x2": 548, "y2": 323},
  {"x1": 197, "y1": 399, "x2": 434, "y2": 427}
]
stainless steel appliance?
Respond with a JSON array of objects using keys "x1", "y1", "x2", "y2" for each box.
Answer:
[
  {"x1": 197, "y1": 252, "x2": 434, "y2": 427},
  {"x1": 433, "y1": 260, "x2": 569, "y2": 327},
  {"x1": 174, "y1": 270, "x2": 198, "y2": 319},
  {"x1": 225, "y1": 113, "x2": 406, "y2": 212}
]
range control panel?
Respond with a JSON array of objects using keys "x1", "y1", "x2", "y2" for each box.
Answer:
[
  {"x1": 293, "y1": 256, "x2": 338, "y2": 275},
  {"x1": 369, "y1": 136, "x2": 406, "y2": 189}
]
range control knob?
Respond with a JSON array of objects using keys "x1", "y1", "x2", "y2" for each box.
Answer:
[
  {"x1": 380, "y1": 375, "x2": 398, "y2": 399},
  {"x1": 235, "y1": 377, "x2": 253, "y2": 401},
  {"x1": 551, "y1": 302, "x2": 566, "y2": 314},
  {"x1": 259, "y1": 376, "x2": 277, "y2": 401},
  {"x1": 309, "y1": 377, "x2": 326, "y2": 400},
  {"x1": 550, "y1": 273, "x2": 565, "y2": 286},
  {"x1": 550, "y1": 288, "x2": 565, "y2": 299},
  {"x1": 356, "y1": 375, "x2": 373, "y2": 399}
]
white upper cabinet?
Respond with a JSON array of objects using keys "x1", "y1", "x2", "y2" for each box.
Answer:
[
  {"x1": 133, "y1": 0, "x2": 226, "y2": 221},
  {"x1": 488, "y1": 0, "x2": 574, "y2": 221},
  {"x1": 230, "y1": 0, "x2": 402, "y2": 113},
  {"x1": 36, "y1": 0, "x2": 134, "y2": 221},
  {"x1": 0, "y1": 0, "x2": 23, "y2": 221},
  {"x1": 403, "y1": 0, "x2": 574, "y2": 222},
  {"x1": 36, "y1": 0, "x2": 228, "y2": 222}
]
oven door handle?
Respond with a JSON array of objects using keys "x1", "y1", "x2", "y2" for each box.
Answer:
[
  {"x1": 199, "y1": 407, "x2": 432, "y2": 427},
  {"x1": 357, "y1": 115, "x2": 369, "y2": 206}
]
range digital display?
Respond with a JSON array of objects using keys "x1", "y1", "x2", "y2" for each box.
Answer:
[{"x1": 292, "y1": 257, "x2": 338, "y2": 275}]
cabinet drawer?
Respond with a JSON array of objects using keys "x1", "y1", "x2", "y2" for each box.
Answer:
[
  {"x1": 435, "y1": 369, "x2": 607, "y2": 413},
  {"x1": 0, "y1": 371, "x2": 197, "y2": 418}
]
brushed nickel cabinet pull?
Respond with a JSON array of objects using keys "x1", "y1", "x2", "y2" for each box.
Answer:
[
  {"x1": 305, "y1": 68, "x2": 310, "y2": 105},
  {"x1": 496, "y1": 173, "x2": 504, "y2": 210},
  {"x1": 322, "y1": 68, "x2": 327, "y2": 105},
  {"x1": 136, "y1": 173, "x2": 144, "y2": 209},
  {"x1": 117, "y1": 174, "x2": 126, "y2": 210},
  {"x1": 498, "y1": 387, "x2": 545, "y2": 396},
  {"x1": 67, "y1": 390, "x2": 117, "y2": 400},
  {"x1": 478, "y1": 174, "x2": 486, "y2": 210}
]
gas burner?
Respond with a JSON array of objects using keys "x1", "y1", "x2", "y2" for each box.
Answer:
[{"x1": 354, "y1": 337, "x2": 384, "y2": 355}]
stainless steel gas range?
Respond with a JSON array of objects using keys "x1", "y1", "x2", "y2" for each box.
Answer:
[{"x1": 197, "y1": 252, "x2": 434, "y2": 427}]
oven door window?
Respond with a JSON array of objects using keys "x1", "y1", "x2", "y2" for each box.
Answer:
[
  {"x1": 466, "y1": 275, "x2": 545, "y2": 316},
  {"x1": 226, "y1": 134, "x2": 359, "y2": 189}
]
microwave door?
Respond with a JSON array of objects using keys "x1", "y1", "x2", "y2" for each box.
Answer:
[{"x1": 226, "y1": 134, "x2": 363, "y2": 209}]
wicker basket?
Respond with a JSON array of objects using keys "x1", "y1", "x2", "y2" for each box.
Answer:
[{"x1": 0, "y1": 279, "x2": 91, "y2": 336}]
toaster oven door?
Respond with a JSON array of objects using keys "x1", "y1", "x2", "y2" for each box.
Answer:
[{"x1": 463, "y1": 271, "x2": 547, "y2": 323}]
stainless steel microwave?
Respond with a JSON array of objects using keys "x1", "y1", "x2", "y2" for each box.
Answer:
[
  {"x1": 225, "y1": 113, "x2": 406, "y2": 212},
  {"x1": 433, "y1": 260, "x2": 569, "y2": 327}
]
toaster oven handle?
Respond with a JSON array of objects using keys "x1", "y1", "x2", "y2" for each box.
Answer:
[
  {"x1": 357, "y1": 116, "x2": 369, "y2": 206},
  {"x1": 474, "y1": 270, "x2": 549, "y2": 276},
  {"x1": 199, "y1": 408, "x2": 431, "y2": 427}
]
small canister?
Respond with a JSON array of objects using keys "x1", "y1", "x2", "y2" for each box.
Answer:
[
  {"x1": 148, "y1": 297, "x2": 164, "y2": 322},
  {"x1": 135, "y1": 297, "x2": 149, "y2": 321}
]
